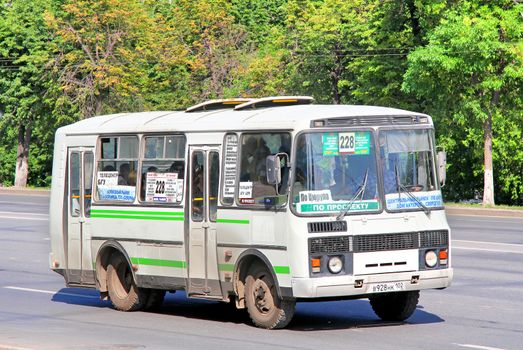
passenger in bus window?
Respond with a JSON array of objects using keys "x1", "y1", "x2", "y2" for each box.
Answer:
[
  {"x1": 240, "y1": 137, "x2": 257, "y2": 181},
  {"x1": 192, "y1": 165, "x2": 204, "y2": 219},
  {"x1": 118, "y1": 163, "x2": 130, "y2": 185}
]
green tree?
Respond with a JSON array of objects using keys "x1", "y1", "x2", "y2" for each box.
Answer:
[
  {"x1": 283, "y1": 0, "x2": 379, "y2": 103},
  {"x1": 403, "y1": 1, "x2": 523, "y2": 205},
  {"x1": 0, "y1": 0, "x2": 55, "y2": 187},
  {"x1": 46, "y1": 0, "x2": 160, "y2": 117}
]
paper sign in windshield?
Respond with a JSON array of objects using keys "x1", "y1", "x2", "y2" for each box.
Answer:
[
  {"x1": 324, "y1": 132, "x2": 371, "y2": 156},
  {"x1": 299, "y1": 190, "x2": 332, "y2": 203},
  {"x1": 239, "y1": 182, "x2": 253, "y2": 199},
  {"x1": 322, "y1": 133, "x2": 339, "y2": 156},
  {"x1": 97, "y1": 171, "x2": 118, "y2": 186},
  {"x1": 145, "y1": 172, "x2": 178, "y2": 203}
]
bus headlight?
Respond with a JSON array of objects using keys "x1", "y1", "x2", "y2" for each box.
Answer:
[
  {"x1": 425, "y1": 250, "x2": 438, "y2": 268},
  {"x1": 328, "y1": 256, "x2": 343, "y2": 274}
]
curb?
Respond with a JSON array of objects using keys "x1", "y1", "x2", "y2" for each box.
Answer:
[
  {"x1": 0, "y1": 187, "x2": 50, "y2": 196},
  {"x1": 445, "y1": 205, "x2": 523, "y2": 218}
]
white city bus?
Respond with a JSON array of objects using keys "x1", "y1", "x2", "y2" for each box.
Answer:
[{"x1": 49, "y1": 96, "x2": 452, "y2": 329}]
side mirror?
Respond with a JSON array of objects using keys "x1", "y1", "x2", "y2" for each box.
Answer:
[
  {"x1": 266, "y1": 155, "x2": 281, "y2": 185},
  {"x1": 437, "y1": 150, "x2": 446, "y2": 187}
]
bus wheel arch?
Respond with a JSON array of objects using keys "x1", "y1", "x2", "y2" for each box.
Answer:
[
  {"x1": 234, "y1": 250, "x2": 295, "y2": 329},
  {"x1": 234, "y1": 250, "x2": 280, "y2": 309},
  {"x1": 95, "y1": 241, "x2": 134, "y2": 295}
]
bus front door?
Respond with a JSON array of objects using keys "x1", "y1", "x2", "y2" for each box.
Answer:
[
  {"x1": 66, "y1": 148, "x2": 95, "y2": 286},
  {"x1": 187, "y1": 146, "x2": 222, "y2": 298}
]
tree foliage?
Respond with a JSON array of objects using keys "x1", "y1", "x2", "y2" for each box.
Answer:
[{"x1": 0, "y1": 0, "x2": 521, "y2": 206}]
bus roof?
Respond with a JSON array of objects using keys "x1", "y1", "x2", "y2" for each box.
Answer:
[{"x1": 57, "y1": 104, "x2": 431, "y2": 136}]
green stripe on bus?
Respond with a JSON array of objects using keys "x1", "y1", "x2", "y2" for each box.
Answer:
[
  {"x1": 91, "y1": 209, "x2": 184, "y2": 216},
  {"x1": 273, "y1": 266, "x2": 290, "y2": 274},
  {"x1": 216, "y1": 218, "x2": 250, "y2": 224},
  {"x1": 91, "y1": 214, "x2": 184, "y2": 221},
  {"x1": 130, "y1": 257, "x2": 186, "y2": 268},
  {"x1": 219, "y1": 263, "x2": 289, "y2": 274},
  {"x1": 219, "y1": 263, "x2": 235, "y2": 272}
]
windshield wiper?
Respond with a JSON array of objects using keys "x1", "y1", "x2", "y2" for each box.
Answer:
[
  {"x1": 394, "y1": 164, "x2": 431, "y2": 215},
  {"x1": 336, "y1": 168, "x2": 369, "y2": 221}
]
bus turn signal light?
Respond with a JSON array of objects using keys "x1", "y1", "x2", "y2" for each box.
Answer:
[
  {"x1": 311, "y1": 258, "x2": 321, "y2": 273},
  {"x1": 439, "y1": 249, "x2": 448, "y2": 265}
]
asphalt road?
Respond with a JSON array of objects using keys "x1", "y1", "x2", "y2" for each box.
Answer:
[{"x1": 0, "y1": 193, "x2": 522, "y2": 350}]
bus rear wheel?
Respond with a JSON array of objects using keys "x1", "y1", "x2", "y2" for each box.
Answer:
[
  {"x1": 245, "y1": 264, "x2": 295, "y2": 329},
  {"x1": 107, "y1": 254, "x2": 147, "y2": 311},
  {"x1": 369, "y1": 290, "x2": 419, "y2": 321}
]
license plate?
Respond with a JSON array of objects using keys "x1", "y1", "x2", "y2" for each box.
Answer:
[{"x1": 371, "y1": 282, "x2": 406, "y2": 293}]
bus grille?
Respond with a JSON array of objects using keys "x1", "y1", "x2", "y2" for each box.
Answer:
[
  {"x1": 308, "y1": 230, "x2": 449, "y2": 255},
  {"x1": 354, "y1": 232, "x2": 418, "y2": 252},
  {"x1": 420, "y1": 230, "x2": 449, "y2": 247},
  {"x1": 310, "y1": 236, "x2": 352, "y2": 254},
  {"x1": 308, "y1": 221, "x2": 347, "y2": 233}
]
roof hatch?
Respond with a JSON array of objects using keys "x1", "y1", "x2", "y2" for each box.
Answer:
[
  {"x1": 234, "y1": 96, "x2": 314, "y2": 110},
  {"x1": 185, "y1": 98, "x2": 253, "y2": 112}
]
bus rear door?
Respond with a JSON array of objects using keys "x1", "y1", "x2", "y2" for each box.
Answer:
[{"x1": 66, "y1": 147, "x2": 94, "y2": 285}]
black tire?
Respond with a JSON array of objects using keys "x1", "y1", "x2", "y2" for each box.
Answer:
[
  {"x1": 245, "y1": 264, "x2": 295, "y2": 329},
  {"x1": 107, "y1": 254, "x2": 148, "y2": 311},
  {"x1": 143, "y1": 289, "x2": 166, "y2": 311},
  {"x1": 369, "y1": 290, "x2": 420, "y2": 321}
]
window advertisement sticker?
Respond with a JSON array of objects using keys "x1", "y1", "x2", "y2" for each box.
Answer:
[
  {"x1": 145, "y1": 172, "x2": 178, "y2": 203},
  {"x1": 298, "y1": 199, "x2": 380, "y2": 214},
  {"x1": 322, "y1": 133, "x2": 339, "y2": 156},
  {"x1": 98, "y1": 185, "x2": 136, "y2": 201},
  {"x1": 385, "y1": 191, "x2": 443, "y2": 210}
]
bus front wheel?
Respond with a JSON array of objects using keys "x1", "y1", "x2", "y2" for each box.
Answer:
[
  {"x1": 107, "y1": 254, "x2": 147, "y2": 311},
  {"x1": 369, "y1": 290, "x2": 419, "y2": 321},
  {"x1": 244, "y1": 264, "x2": 295, "y2": 329}
]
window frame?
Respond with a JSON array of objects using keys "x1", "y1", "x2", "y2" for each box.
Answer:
[
  {"x1": 94, "y1": 134, "x2": 140, "y2": 204},
  {"x1": 235, "y1": 131, "x2": 292, "y2": 208},
  {"x1": 138, "y1": 134, "x2": 187, "y2": 206}
]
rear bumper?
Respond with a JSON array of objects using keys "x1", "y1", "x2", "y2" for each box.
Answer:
[{"x1": 291, "y1": 268, "x2": 453, "y2": 298}]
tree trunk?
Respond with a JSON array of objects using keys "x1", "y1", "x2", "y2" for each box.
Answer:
[
  {"x1": 14, "y1": 124, "x2": 32, "y2": 188},
  {"x1": 482, "y1": 111, "x2": 495, "y2": 206}
]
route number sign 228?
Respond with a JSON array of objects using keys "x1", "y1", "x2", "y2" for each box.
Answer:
[{"x1": 338, "y1": 132, "x2": 355, "y2": 154}]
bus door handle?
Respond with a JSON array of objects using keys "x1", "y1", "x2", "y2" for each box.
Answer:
[{"x1": 202, "y1": 222, "x2": 210, "y2": 229}]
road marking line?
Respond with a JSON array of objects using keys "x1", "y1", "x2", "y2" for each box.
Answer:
[
  {"x1": 453, "y1": 343, "x2": 506, "y2": 350},
  {"x1": 453, "y1": 240, "x2": 523, "y2": 254},
  {"x1": 0, "y1": 215, "x2": 48, "y2": 221},
  {"x1": 0, "y1": 344, "x2": 34, "y2": 350},
  {"x1": 0, "y1": 211, "x2": 48, "y2": 216},
  {"x1": 4, "y1": 286, "x2": 99, "y2": 299},
  {"x1": 454, "y1": 240, "x2": 523, "y2": 247}
]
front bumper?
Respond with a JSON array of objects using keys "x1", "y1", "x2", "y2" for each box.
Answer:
[{"x1": 291, "y1": 268, "x2": 453, "y2": 298}]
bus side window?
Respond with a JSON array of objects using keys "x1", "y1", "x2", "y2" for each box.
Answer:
[
  {"x1": 140, "y1": 135, "x2": 186, "y2": 204},
  {"x1": 70, "y1": 152, "x2": 81, "y2": 217},
  {"x1": 96, "y1": 136, "x2": 139, "y2": 202},
  {"x1": 238, "y1": 132, "x2": 291, "y2": 205},
  {"x1": 191, "y1": 152, "x2": 204, "y2": 221}
]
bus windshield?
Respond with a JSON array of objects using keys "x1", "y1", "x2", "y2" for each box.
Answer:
[
  {"x1": 379, "y1": 129, "x2": 442, "y2": 211},
  {"x1": 291, "y1": 131, "x2": 380, "y2": 216}
]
